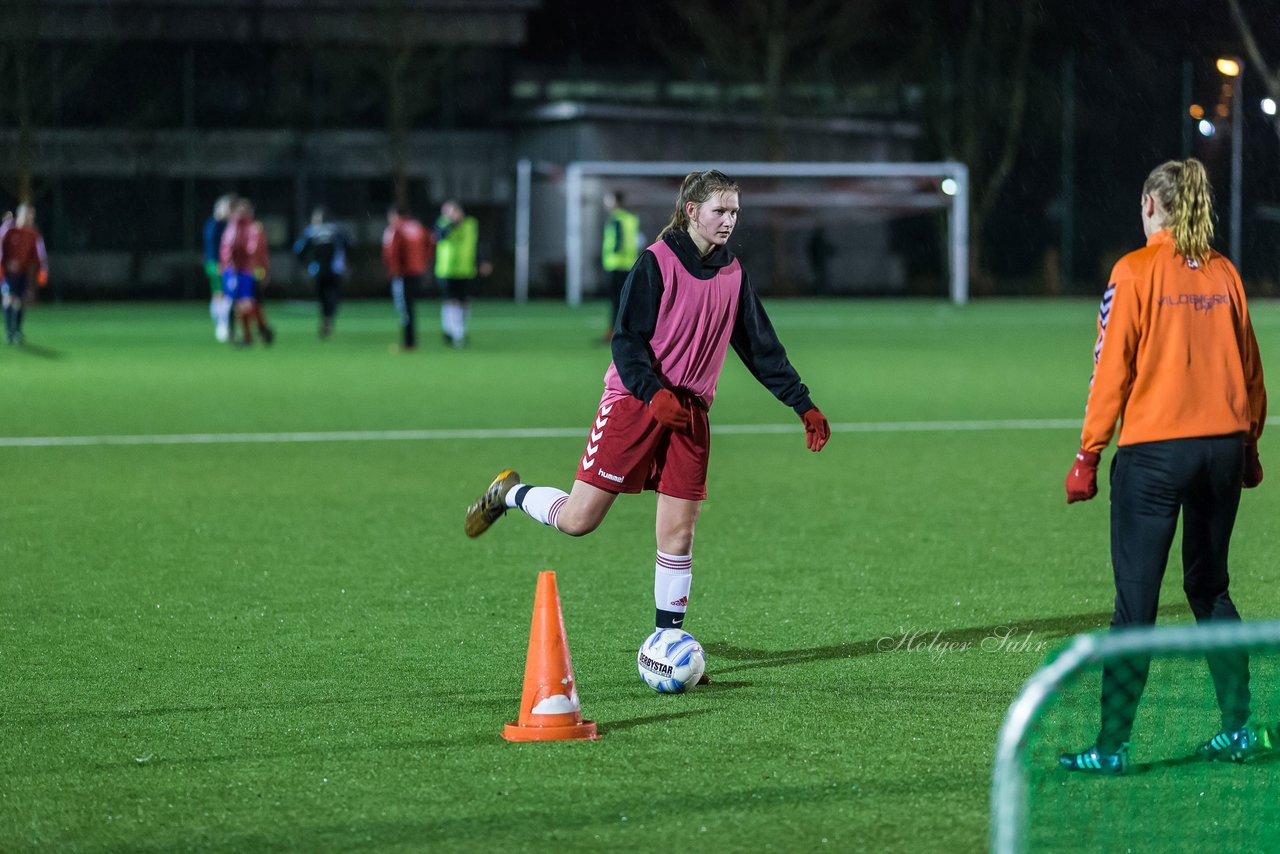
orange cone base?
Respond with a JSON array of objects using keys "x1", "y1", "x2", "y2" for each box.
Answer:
[{"x1": 502, "y1": 719, "x2": 599, "y2": 742}]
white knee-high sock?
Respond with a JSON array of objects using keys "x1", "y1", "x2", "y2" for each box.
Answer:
[
  {"x1": 442, "y1": 303, "x2": 465, "y2": 342},
  {"x1": 507, "y1": 484, "x2": 569, "y2": 530},
  {"x1": 655, "y1": 551, "x2": 693, "y2": 629}
]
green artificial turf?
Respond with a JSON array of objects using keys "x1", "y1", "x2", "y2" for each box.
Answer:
[{"x1": 2, "y1": 298, "x2": 1278, "y2": 852}]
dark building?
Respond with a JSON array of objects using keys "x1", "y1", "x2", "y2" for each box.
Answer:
[{"x1": 0, "y1": 0, "x2": 931, "y2": 300}]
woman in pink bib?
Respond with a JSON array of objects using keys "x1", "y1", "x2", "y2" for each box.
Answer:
[{"x1": 465, "y1": 170, "x2": 830, "y2": 648}]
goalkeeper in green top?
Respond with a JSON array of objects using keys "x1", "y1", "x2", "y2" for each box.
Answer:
[{"x1": 203, "y1": 194, "x2": 236, "y2": 343}]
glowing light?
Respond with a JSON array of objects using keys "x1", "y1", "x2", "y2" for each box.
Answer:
[
  {"x1": 1263, "y1": 98, "x2": 1277, "y2": 116},
  {"x1": 1216, "y1": 58, "x2": 1241, "y2": 77},
  {"x1": 1188, "y1": 104, "x2": 1205, "y2": 120},
  {"x1": 1198, "y1": 119, "x2": 1216, "y2": 137},
  {"x1": 940, "y1": 178, "x2": 958, "y2": 196}
]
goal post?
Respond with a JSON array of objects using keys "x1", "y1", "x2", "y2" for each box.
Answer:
[
  {"x1": 992, "y1": 619, "x2": 1280, "y2": 854},
  {"x1": 546, "y1": 160, "x2": 969, "y2": 306}
]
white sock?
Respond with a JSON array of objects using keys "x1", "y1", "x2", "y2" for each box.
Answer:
[
  {"x1": 510, "y1": 484, "x2": 569, "y2": 530},
  {"x1": 655, "y1": 551, "x2": 692, "y2": 628}
]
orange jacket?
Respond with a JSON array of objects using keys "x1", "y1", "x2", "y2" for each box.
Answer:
[{"x1": 1081, "y1": 229, "x2": 1266, "y2": 453}]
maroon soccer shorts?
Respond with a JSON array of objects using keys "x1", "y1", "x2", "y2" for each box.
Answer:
[{"x1": 573, "y1": 394, "x2": 711, "y2": 500}]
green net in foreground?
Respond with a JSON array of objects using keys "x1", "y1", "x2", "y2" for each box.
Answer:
[{"x1": 993, "y1": 621, "x2": 1280, "y2": 853}]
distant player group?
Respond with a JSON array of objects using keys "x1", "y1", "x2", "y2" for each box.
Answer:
[{"x1": 201, "y1": 196, "x2": 488, "y2": 350}]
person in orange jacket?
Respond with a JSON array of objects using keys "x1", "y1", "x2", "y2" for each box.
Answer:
[{"x1": 1061, "y1": 158, "x2": 1269, "y2": 775}]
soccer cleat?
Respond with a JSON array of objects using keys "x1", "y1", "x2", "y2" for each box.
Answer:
[
  {"x1": 464, "y1": 469, "x2": 521, "y2": 538},
  {"x1": 1194, "y1": 720, "x2": 1273, "y2": 762},
  {"x1": 1059, "y1": 743, "x2": 1129, "y2": 775},
  {"x1": 261, "y1": 325, "x2": 276, "y2": 346}
]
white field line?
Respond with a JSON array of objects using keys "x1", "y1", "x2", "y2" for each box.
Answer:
[{"x1": 0, "y1": 418, "x2": 1097, "y2": 448}]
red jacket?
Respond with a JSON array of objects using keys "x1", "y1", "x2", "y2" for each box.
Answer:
[
  {"x1": 382, "y1": 218, "x2": 433, "y2": 277},
  {"x1": 219, "y1": 216, "x2": 269, "y2": 275},
  {"x1": 1, "y1": 225, "x2": 48, "y2": 276}
]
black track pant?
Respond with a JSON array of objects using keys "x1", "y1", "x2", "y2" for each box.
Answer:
[
  {"x1": 315, "y1": 272, "x2": 340, "y2": 324},
  {"x1": 1098, "y1": 434, "x2": 1251, "y2": 750},
  {"x1": 392, "y1": 274, "x2": 420, "y2": 348}
]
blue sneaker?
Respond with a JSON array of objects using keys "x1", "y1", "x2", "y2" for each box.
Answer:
[
  {"x1": 1195, "y1": 720, "x2": 1273, "y2": 762},
  {"x1": 1060, "y1": 744, "x2": 1129, "y2": 775}
]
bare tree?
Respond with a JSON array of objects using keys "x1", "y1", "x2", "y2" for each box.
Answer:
[
  {"x1": 657, "y1": 0, "x2": 887, "y2": 158},
  {"x1": 1227, "y1": 0, "x2": 1280, "y2": 143},
  {"x1": 2, "y1": 0, "x2": 39, "y2": 204},
  {"x1": 911, "y1": 0, "x2": 1038, "y2": 292}
]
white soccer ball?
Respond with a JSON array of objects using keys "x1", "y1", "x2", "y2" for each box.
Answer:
[{"x1": 637, "y1": 628, "x2": 706, "y2": 693}]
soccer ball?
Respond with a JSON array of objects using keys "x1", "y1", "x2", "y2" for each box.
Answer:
[{"x1": 637, "y1": 628, "x2": 705, "y2": 693}]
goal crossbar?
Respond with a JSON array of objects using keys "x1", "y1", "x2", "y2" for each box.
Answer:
[{"x1": 545, "y1": 160, "x2": 969, "y2": 306}]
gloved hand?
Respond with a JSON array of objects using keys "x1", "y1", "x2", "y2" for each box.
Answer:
[
  {"x1": 1244, "y1": 437, "x2": 1263, "y2": 488},
  {"x1": 1065, "y1": 449, "x2": 1100, "y2": 503},
  {"x1": 649, "y1": 388, "x2": 692, "y2": 430},
  {"x1": 800, "y1": 407, "x2": 830, "y2": 452}
]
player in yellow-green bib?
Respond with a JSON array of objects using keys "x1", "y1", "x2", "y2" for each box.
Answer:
[
  {"x1": 601, "y1": 190, "x2": 641, "y2": 343},
  {"x1": 434, "y1": 200, "x2": 490, "y2": 347}
]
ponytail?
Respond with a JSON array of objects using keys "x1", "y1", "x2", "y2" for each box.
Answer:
[
  {"x1": 660, "y1": 169, "x2": 741, "y2": 238},
  {"x1": 1142, "y1": 158, "x2": 1214, "y2": 265}
]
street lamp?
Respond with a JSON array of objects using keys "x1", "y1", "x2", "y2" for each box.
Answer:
[{"x1": 1217, "y1": 56, "x2": 1243, "y2": 266}]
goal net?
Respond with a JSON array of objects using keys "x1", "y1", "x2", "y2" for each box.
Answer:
[
  {"x1": 992, "y1": 620, "x2": 1280, "y2": 854},
  {"x1": 514, "y1": 160, "x2": 969, "y2": 305}
]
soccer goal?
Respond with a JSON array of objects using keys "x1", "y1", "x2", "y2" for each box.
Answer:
[
  {"x1": 991, "y1": 620, "x2": 1280, "y2": 854},
  {"x1": 513, "y1": 159, "x2": 970, "y2": 305}
]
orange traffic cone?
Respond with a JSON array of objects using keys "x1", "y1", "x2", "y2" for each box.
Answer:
[{"x1": 502, "y1": 571, "x2": 599, "y2": 742}]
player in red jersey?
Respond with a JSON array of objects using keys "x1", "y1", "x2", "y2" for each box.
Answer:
[
  {"x1": 1, "y1": 204, "x2": 49, "y2": 346},
  {"x1": 464, "y1": 170, "x2": 829, "y2": 642},
  {"x1": 219, "y1": 198, "x2": 275, "y2": 347},
  {"x1": 382, "y1": 206, "x2": 434, "y2": 352}
]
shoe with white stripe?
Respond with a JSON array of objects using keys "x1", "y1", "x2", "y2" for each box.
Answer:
[
  {"x1": 1195, "y1": 720, "x2": 1273, "y2": 763},
  {"x1": 1059, "y1": 743, "x2": 1129, "y2": 775},
  {"x1": 464, "y1": 469, "x2": 520, "y2": 538}
]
